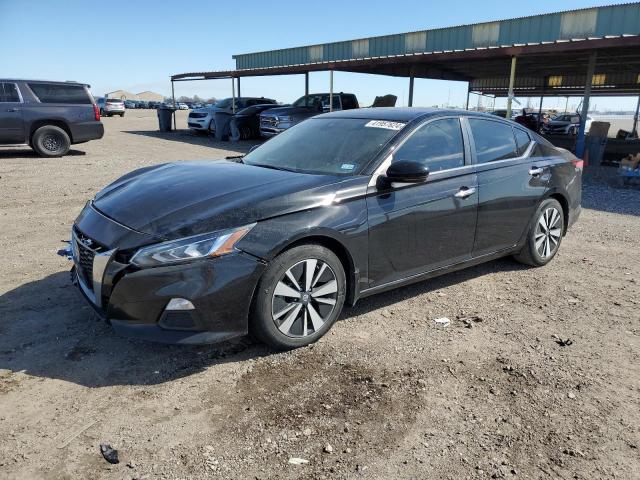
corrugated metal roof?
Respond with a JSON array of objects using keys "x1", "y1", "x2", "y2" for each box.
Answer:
[{"x1": 232, "y1": 3, "x2": 640, "y2": 70}]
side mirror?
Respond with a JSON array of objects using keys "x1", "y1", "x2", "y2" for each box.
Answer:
[{"x1": 383, "y1": 160, "x2": 429, "y2": 184}]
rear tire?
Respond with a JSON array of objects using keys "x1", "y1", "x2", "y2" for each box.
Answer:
[
  {"x1": 250, "y1": 244, "x2": 346, "y2": 350},
  {"x1": 31, "y1": 125, "x2": 71, "y2": 157},
  {"x1": 514, "y1": 198, "x2": 564, "y2": 267}
]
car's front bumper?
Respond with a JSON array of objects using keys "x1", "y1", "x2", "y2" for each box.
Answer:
[
  {"x1": 69, "y1": 204, "x2": 266, "y2": 344},
  {"x1": 187, "y1": 114, "x2": 213, "y2": 131}
]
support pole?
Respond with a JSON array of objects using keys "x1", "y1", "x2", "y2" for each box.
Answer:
[
  {"x1": 506, "y1": 56, "x2": 517, "y2": 119},
  {"x1": 171, "y1": 80, "x2": 176, "y2": 130},
  {"x1": 237, "y1": 77, "x2": 241, "y2": 99},
  {"x1": 632, "y1": 92, "x2": 640, "y2": 138},
  {"x1": 329, "y1": 70, "x2": 334, "y2": 112},
  {"x1": 304, "y1": 72, "x2": 309, "y2": 96},
  {"x1": 537, "y1": 93, "x2": 544, "y2": 132},
  {"x1": 575, "y1": 52, "x2": 597, "y2": 159},
  {"x1": 408, "y1": 72, "x2": 415, "y2": 107},
  {"x1": 231, "y1": 77, "x2": 236, "y2": 114},
  {"x1": 465, "y1": 89, "x2": 470, "y2": 111}
]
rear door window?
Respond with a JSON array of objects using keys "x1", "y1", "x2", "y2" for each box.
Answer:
[
  {"x1": 468, "y1": 118, "x2": 518, "y2": 163},
  {"x1": 29, "y1": 83, "x2": 92, "y2": 104},
  {"x1": 513, "y1": 127, "x2": 532, "y2": 156},
  {"x1": 0, "y1": 83, "x2": 20, "y2": 102}
]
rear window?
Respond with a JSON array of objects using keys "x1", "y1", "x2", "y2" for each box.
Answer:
[
  {"x1": 106, "y1": 99, "x2": 123, "y2": 104},
  {"x1": 29, "y1": 83, "x2": 92, "y2": 104}
]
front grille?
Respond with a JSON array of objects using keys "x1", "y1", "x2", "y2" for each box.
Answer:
[
  {"x1": 261, "y1": 116, "x2": 278, "y2": 127},
  {"x1": 189, "y1": 112, "x2": 207, "y2": 118},
  {"x1": 73, "y1": 229, "x2": 105, "y2": 292}
]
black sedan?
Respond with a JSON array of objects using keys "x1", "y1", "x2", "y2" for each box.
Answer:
[{"x1": 64, "y1": 108, "x2": 582, "y2": 349}]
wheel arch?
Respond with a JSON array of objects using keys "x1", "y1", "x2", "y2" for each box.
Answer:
[
  {"x1": 30, "y1": 119, "x2": 73, "y2": 143},
  {"x1": 269, "y1": 233, "x2": 358, "y2": 306},
  {"x1": 545, "y1": 191, "x2": 570, "y2": 235}
]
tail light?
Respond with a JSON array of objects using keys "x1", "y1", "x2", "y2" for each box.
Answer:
[
  {"x1": 93, "y1": 104, "x2": 100, "y2": 121},
  {"x1": 572, "y1": 158, "x2": 584, "y2": 170}
]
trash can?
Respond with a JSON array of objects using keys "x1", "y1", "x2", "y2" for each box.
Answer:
[
  {"x1": 157, "y1": 106, "x2": 176, "y2": 132},
  {"x1": 213, "y1": 111, "x2": 233, "y2": 141}
]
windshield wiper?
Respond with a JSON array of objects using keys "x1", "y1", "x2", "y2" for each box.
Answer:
[
  {"x1": 225, "y1": 155, "x2": 244, "y2": 163},
  {"x1": 249, "y1": 163, "x2": 295, "y2": 172}
]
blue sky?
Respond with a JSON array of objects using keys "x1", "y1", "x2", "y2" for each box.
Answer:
[{"x1": 0, "y1": 0, "x2": 636, "y2": 110}]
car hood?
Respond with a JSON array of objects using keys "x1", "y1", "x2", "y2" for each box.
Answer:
[
  {"x1": 260, "y1": 106, "x2": 316, "y2": 117},
  {"x1": 92, "y1": 160, "x2": 346, "y2": 240}
]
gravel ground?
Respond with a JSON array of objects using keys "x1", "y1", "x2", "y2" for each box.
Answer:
[{"x1": 0, "y1": 110, "x2": 639, "y2": 479}]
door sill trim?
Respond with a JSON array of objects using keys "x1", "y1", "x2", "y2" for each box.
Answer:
[{"x1": 359, "y1": 246, "x2": 517, "y2": 298}]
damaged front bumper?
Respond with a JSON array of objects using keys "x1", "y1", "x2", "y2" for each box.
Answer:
[{"x1": 59, "y1": 203, "x2": 266, "y2": 344}]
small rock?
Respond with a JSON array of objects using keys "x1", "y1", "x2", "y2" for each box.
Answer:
[
  {"x1": 324, "y1": 444, "x2": 333, "y2": 454},
  {"x1": 288, "y1": 457, "x2": 309, "y2": 465},
  {"x1": 568, "y1": 392, "x2": 576, "y2": 399},
  {"x1": 302, "y1": 428, "x2": 312, "y2": 436}
]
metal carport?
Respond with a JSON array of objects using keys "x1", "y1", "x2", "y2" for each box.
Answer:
[{"x1": 172, "y1": 3, "x2": 640, "y2": 156}]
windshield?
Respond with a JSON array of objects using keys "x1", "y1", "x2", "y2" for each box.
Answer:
[
  {"x1": 214, "y1": 98, "x2": 233, "y2": 109},
  {"x1": 552, "y1": 114, "x2": 573, "y2": 121},
  {"x1": 243, "y1": 118, "x2": 404, "y2": 175}
]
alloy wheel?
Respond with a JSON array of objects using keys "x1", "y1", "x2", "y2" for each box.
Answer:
[
  {"x1": 42, "y1": 133, "x2": 62, "y2": 152},
  {"x1": 271, "y1": 259, "x2": 338, "y2": 338},
  {"x1": 535, "y1": 207, "x2": 561, "y2": 259}
]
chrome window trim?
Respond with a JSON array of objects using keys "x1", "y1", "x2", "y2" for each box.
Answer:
[{"x1": 368, "y1": 116, "x2": 537, "y2": 188}]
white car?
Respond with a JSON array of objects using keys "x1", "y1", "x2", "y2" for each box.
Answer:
[{"x1": 177, "y1": 103, "x2": 189, "y2": 110}]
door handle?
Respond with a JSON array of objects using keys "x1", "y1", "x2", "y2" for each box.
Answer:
[
  {"x1": 6, "y1": 108, "x2": 20, "y2": 112},
  {"x1": 454, "y1": 187, "x2": 476, "y2": 199},
  {"x1": 529, "y1": 166, "x2": 544, "y2": 176}
]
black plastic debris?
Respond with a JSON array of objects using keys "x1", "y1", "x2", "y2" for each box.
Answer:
[
  {"x1": 100, "y1": 443, "x2": 120, "y2": 464},
  {"x1": 556, "y1": 338, "x2": 573, "y2": 347}
]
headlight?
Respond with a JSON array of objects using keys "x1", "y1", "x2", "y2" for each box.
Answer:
[
  {"x1": 130, "y1": 224, "x2": 255, "y2": 267},
  {"x1": 276, "y1": 116, "x2": 292, "y2": 122}
]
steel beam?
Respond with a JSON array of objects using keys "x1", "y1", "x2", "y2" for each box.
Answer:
[
  {"x1": 305, "y1": 72, "x2": 309, "y2": 96},
  {"x1": 575, "y1": 52, "x2": 597, "y2": 159},
  {"x1": 329, "y1": 70, "x2": 334, "y2": 112},
  {"x1": 171, "y1": 80, "x2": 176, "y2": 130},
  {"x1": 237, "y1": 77, "x2": 241, "y2": 98},
  {"x1": 632, "y1": 93, "x2": 640, "y2": 138},
  {"x1": 408, "y1": 74, "x2": 415, "y2": 107},
  {"x1": 506, "y1": 56, "x2": 517, "y2": 118},
  {"x1": 231, "y1": 77, "x2": 236, "y2": 113}
]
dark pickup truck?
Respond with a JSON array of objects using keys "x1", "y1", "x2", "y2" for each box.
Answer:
[
  {"x1": 259, "y1": 92, "x2": 359, "y2": 137},
  {"x1": 0, "y1": 79, "x2": 104, "y2": 157}
]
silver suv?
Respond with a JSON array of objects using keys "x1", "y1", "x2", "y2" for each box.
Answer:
[{"x1": 96, "y1": 98, "x2": 125, "y2": 117}]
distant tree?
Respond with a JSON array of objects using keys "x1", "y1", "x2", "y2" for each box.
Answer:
[{"x1": 206, "y1": 97, "x2": 217, "y2": 104}]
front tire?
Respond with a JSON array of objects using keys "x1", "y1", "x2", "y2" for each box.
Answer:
[
  {"x1": 31, "y1": 125, "x2": 71, "y2": 157},
  {"x1": 514, "y1": 198, "x2": 564, "y2": 267},
  {"x1": 250, "y1": 244, "x2": 346, "y2": 350}
]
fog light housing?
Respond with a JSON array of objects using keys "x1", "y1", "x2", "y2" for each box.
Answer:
[{"x1": 165, "y1": 298, "x2": 195, "y2": 311}]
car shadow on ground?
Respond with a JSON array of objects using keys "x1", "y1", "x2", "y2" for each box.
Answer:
[
  {"x1": 0, "y1": 258, "x2": 528, "y2": 389},
  {"x1": 123, "y1": 129, "x2": 262, "y2": 151},
  {"x1": 0, "y1": 148, "x2": 87, "y2": 158}
]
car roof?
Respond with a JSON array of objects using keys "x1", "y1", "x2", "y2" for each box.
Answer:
[
  {"x1": 0, "y1": 79, "x2": 90, "y2": 87},
  {"x1": 318, "y1": 107, "x2": 509, "y2": 123}
]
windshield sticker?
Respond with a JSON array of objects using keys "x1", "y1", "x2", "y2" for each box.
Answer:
[
  {"x1": 365, "y1": 120, "x2": 405, "y2": 130},
  {"x1": 341, "y1": 163, "x2": 356, "y2": 171}
]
